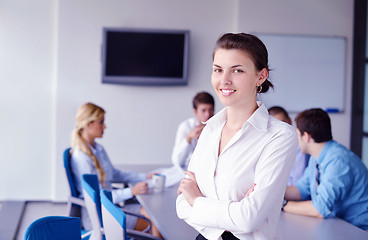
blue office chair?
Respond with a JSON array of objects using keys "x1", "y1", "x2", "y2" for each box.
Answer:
[
  {"x1": 82, "y1": 174, "x2": 106, "y2": 240},
  {"x1": 100, "y1": 190, "x2": 161, "y2": 240},
  {"x1": 23, "y1": 216, "x2": 83, "y2": 240},
  {"x1": 64, "y1": 148, "x2": 92, "y2": 238},
  {"x1": 64, "y1": 148, "x2": 86, "y2": 217}
]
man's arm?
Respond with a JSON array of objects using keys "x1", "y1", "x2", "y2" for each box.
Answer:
[
  {"x1": 172, "y1": 122, "x2": 193, "y2": 167},
  {"x1": 283, "y1": 200, "x2": 323, "y2": 219},
  {"x1": 284, "y1": 185, "x2": 302, "y2": 201},
  {"x1": 284, "y1": 186, "x2": 322, "y2": 218}
]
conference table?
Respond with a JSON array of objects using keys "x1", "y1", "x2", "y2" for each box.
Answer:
[
  {"x1": 119, "y1": 164, "x2": 368, "y2": 240},
  {"x1": 136, "y1": 183, "x2": 197, "y2": 240}
]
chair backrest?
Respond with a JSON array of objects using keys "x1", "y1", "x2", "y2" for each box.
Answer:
[
  {"x1": 100, "y1": 190, "x2": 160, "y2": 240},
  {"x1": 24, "y1": 216, "x2": 81, "y2": 240},
  {"x1": 64, "y1": 147, "x2": 83, "y2": 218},
  {"x1": 82, "y1": 174, "x2": 104, "y2": 240},
  {"x1": 100, "y1": 189, "x2": 127, "y2": 240},
  {"x1": 64, "y1": 147, "x2": 79, "y2": 198}
]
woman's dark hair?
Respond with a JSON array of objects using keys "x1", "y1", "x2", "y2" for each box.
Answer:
[
  {"x1": 295, "y1": 108, "x2": 333, "y2": 143},
  {"x1": 192, "y1": 91, "x2": 215, "y2": 109},
  {"x1": 268, "y1": 106, "x2": 291, "y2": 122},
  {"x1": 212, "y1": 33, "x2": 273, "y2": 93}
]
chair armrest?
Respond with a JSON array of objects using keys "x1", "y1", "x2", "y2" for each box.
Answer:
[
  {"x1": 66, "y1": 196, "x2": 85, "y2": 217},
  {"x1": 122, "y1": 209, "x2": 147, "y2": 219},
  {"x1": 69, "y1": 196, "x2": 85, "y2": 207},
  {"x1": 81, "y1": 230, "x2": 92, "y2": 239},
  {"x1": 126, "y1": 229, "x2": 162, "y2": 240},
  {"x1": 121, "y1": 209, "x2": 152, "y2": 233}
]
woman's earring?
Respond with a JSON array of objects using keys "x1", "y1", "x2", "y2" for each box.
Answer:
[{"x1": 257, "y1": 85, "x2": 263, "y2": 93}]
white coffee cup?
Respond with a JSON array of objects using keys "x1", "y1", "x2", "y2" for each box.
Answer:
[{"x1": 152, "y1": 174, "x2": 166, "y2": 193}]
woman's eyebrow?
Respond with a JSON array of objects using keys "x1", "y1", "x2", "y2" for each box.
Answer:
[
  {"x1": 231, "y1": 64, "x2": 243, "y2": 68},
  {"x1": 213, "y1": 64, "x2": 243, "y2": 68},
  {"x1": 213, "y1": 64, "x2": 244, "y2": 68}
]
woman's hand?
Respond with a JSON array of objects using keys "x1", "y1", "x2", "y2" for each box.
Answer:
[
  {"x1": 131, "y1": 181, "x2": 148, "y2": 196},
  {"x1": 146, "y1": 172, "x2": 157, "y2": 180},
  {"x1": 177, "y1": 171, "x2": 203, "y2": 206},
  {"x1": 244, "y1": 183, "x2": 256, "y2": 198}
]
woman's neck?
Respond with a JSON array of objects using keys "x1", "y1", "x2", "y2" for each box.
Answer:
[
  {"x1": 226, "y1": 101, "x2": 258, "y2": 130},
  {"x1": 81, "y1": 131, "x2": 95, "y2": 147}
]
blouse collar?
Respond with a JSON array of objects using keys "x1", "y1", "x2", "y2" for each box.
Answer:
[{"x1": 205, "y1": 101, "x2": 269, "y2": 132}]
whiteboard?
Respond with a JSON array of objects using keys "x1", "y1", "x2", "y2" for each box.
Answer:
[{"x1": 256, "y1": 33, "x2": 346, "y2": 113}]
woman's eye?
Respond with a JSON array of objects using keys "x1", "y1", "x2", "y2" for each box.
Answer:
[
  {"x1": 233, "y1": 69, "x2": 243, "y2": 73},
  {"x1": 213, "y1": 68, "x2": 222, "y2": 73}
]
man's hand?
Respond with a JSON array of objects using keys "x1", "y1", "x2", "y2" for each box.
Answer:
[
  {"x1": 131, "y1": 181, "x2": 148, "y2": 196},
  {"x1": 177, "y1": 171, "x2": 203, "y2": 206},
  {"x1": 186, "y1": 124, "x2": 205, "y2": 144}
]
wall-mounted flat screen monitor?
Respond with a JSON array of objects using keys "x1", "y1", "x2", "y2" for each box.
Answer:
[{"x1": 101, "y1": 28, "x2": 190, "y2": 86}]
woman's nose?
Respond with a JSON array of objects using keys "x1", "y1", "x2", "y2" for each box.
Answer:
[{"x1": 220, "y1": 71, "x2": 232, "y2": 85}]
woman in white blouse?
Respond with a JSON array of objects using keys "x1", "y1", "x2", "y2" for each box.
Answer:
[
  {"x1": 176, "y1": 33, "x2": 298, "y2": 240},
  {"x1": 71, "y1": 102, "x2": 161, "y2": 238}
]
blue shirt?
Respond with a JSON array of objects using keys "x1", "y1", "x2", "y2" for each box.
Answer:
[
  {"x1": 71, "y1": 142, "x2": 146, "y2": 203},
  {"x1": 296, "y1": 140, "x2": 368, "y2": 230}
]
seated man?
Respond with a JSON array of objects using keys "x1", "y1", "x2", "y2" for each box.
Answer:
[
  {"x1": 268, "y1": 106, "x2": 310, "y2": 185},
  {"x1": 284, "y1": 108, "x2": 368, "y2": 230},
  {"x1": 171, "y1": 91, "x2": 214, "y2": 169}
]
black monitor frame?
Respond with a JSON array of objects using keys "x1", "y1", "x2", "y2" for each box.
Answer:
[{"x1": 101, "y1": 28, "x2": 190, "y2": 86}]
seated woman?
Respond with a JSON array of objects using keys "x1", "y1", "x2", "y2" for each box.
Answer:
[{"x1": 70, "y1": 102, "x2": 161, "y2": 238}]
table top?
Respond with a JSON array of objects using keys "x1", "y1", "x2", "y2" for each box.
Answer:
[
  {"x1": 117, "y1": 164, "x2": 197, "y2": 239},
  {"x1": 276, "y1": 210, "x2": 368, "y2": 240},
  {"x1": 138, "y1": 186, "x2": 368, "y2": 240},
  {"x1": 136, "y1": 185, "x2": 197, "y2": 240},
  {"x1": 118, "y1": 164, "x2": 368, "y2": 240}
]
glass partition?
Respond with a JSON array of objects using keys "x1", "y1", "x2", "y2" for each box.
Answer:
[
  {"x1": 364, "y1": 65, "x2": 368, "y2": 132},
  {"x1": 366, "y1": 2, "x2": 368, "y2": 58},
  {"x1": 362, "y1": 137, "x2": 368, "y2": 168}
]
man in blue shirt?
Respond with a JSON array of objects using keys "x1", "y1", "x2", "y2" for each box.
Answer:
[{"x1": 284, "y1": 108, "x2": 368, "y2": 230}]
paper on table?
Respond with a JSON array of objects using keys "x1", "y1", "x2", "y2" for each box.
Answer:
[
  {"x1": 111, "y1": 183, "x2": 125, "y2": 189},
  {"x1": 147, "y1": 165, "x2": 186, "y2": 188}
]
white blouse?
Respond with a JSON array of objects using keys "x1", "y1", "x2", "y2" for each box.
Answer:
[{"x1": 176, "y1": 102, "x2": 298, "y2": 240}]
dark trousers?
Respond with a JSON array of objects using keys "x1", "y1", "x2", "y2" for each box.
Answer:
[{"x1": 196, "y1": 232, "x2": 240, "y2": 240}]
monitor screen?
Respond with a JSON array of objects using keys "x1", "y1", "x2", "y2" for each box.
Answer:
[{"x1": 101, "y1": 28, "x2": 190, "y2": 86}]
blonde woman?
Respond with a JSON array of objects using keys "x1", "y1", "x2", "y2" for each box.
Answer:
[{"x1": 71, "y1": 102, "x2": 160, "y2": 237}]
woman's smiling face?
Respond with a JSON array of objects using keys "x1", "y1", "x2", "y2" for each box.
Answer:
[{"x1": 211, "y1": 48, "x2": 267, "y2": 109}]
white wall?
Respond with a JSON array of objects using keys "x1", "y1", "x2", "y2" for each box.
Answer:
[
  {"x1": 0, "y1": 0, "x2": 354, "y2": 201},
  {"x1": 0, "y1": 0, "x2": 56, "y2": 199},
  {"x1": 236, "y1": 0, "x2": 354, "y2": 147}
]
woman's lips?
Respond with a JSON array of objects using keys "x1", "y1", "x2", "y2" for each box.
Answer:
[{"x1": 221, "y1": 89, "x2": 235, "y2": 96}]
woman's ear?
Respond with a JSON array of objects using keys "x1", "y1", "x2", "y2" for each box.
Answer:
[
  {"x1": 86, "y1": 121, "x2": 93, "y2": 129},
  {"x1": 257, "y1": 68, "x2": 268, "y2": 86}
]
